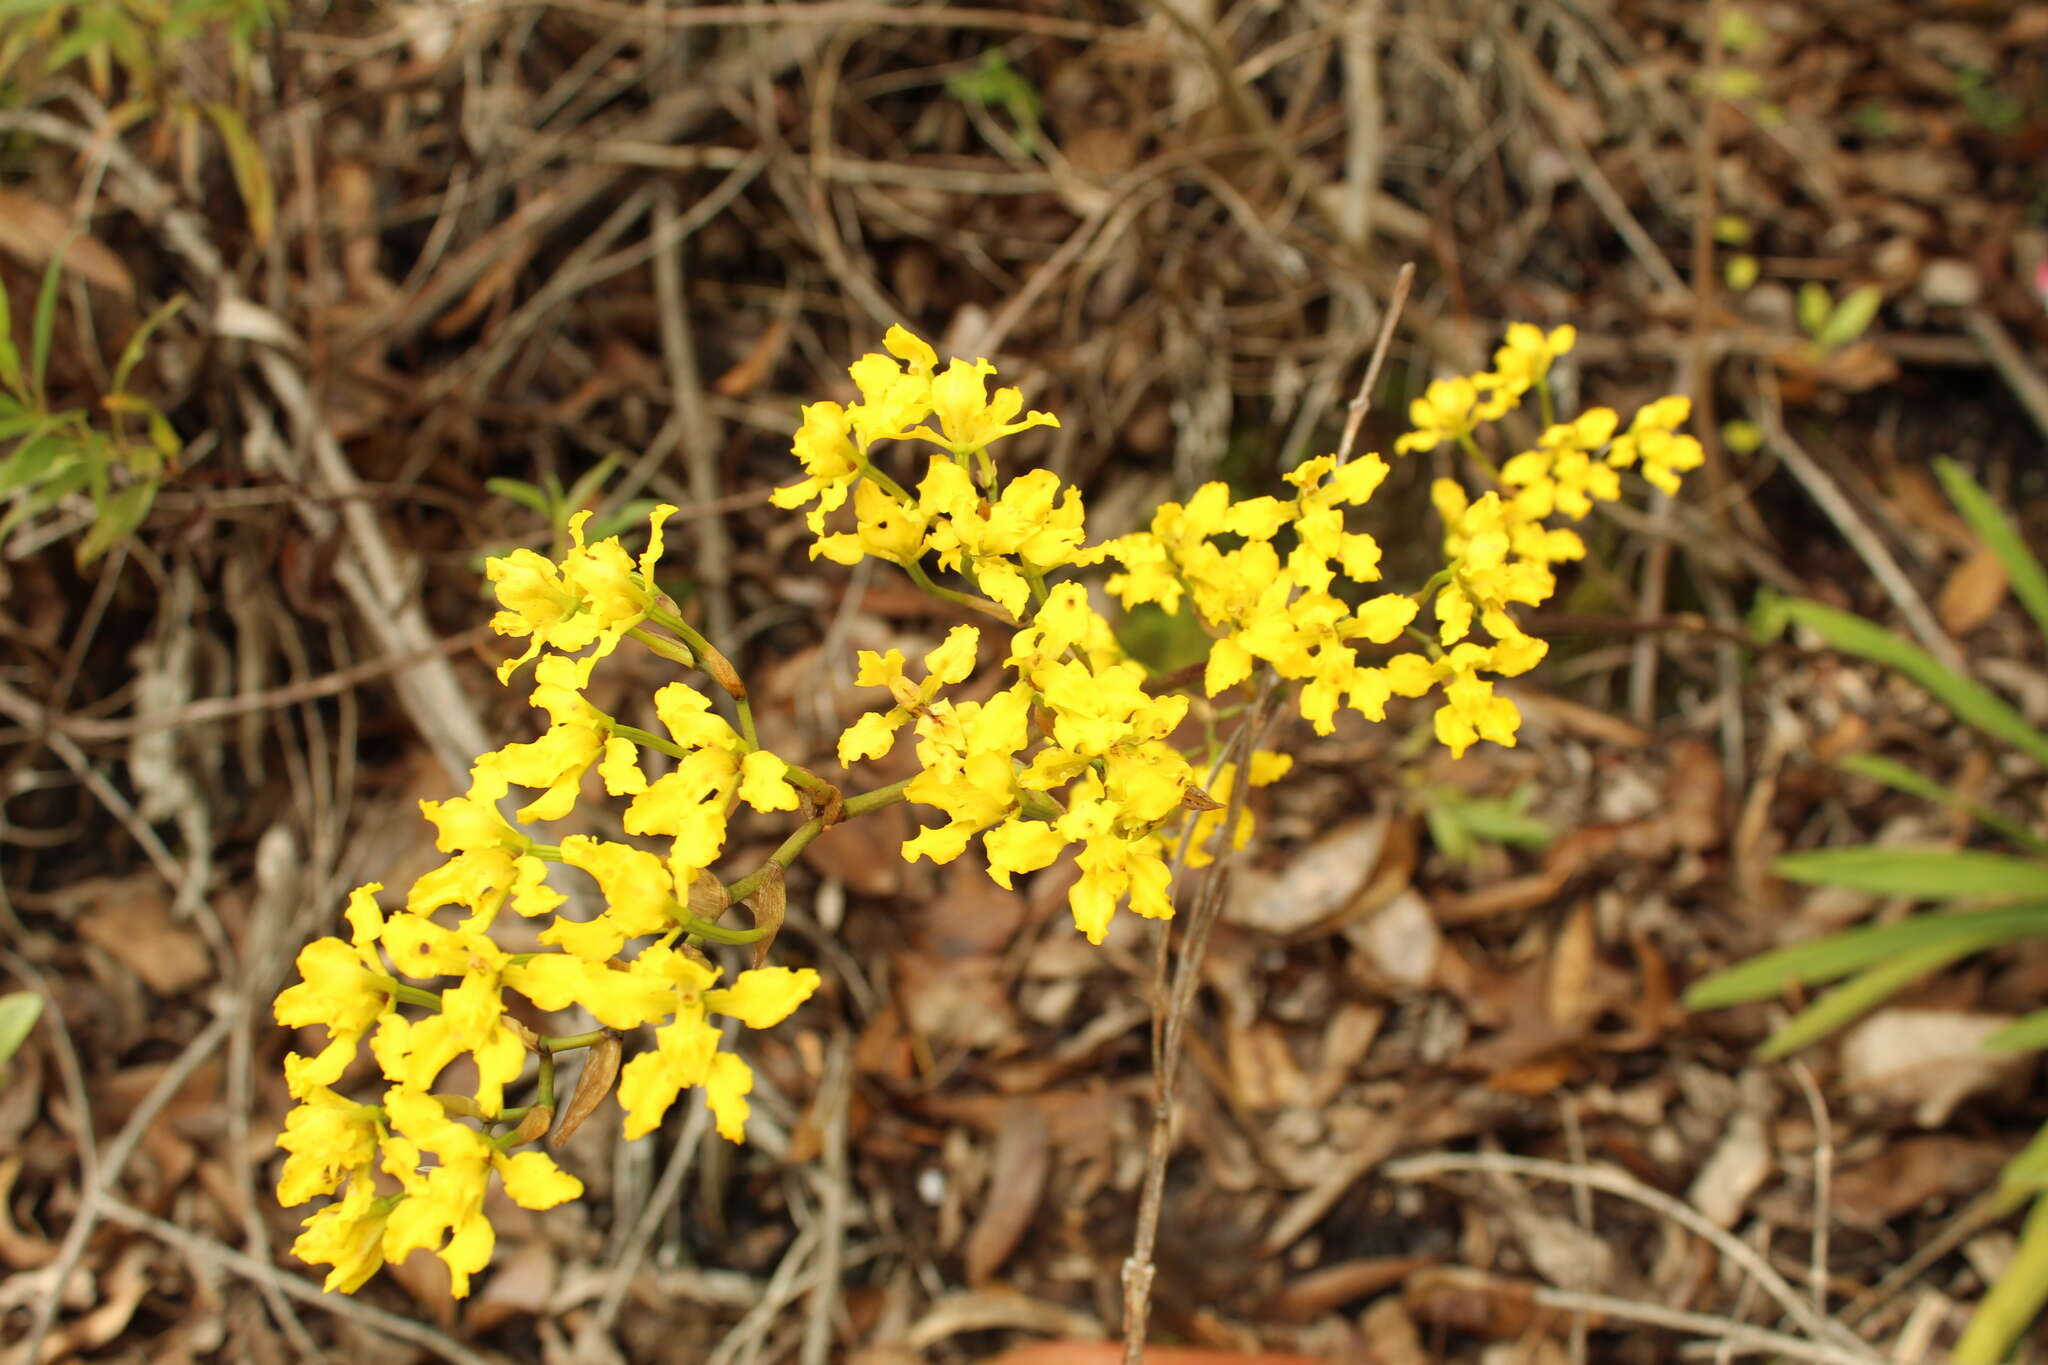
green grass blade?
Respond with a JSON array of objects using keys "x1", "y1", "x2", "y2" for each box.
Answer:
[
  {"x1": 1683, "y1": 900, "x2": 2048, "y2": 1010},
  {"x1": 1953, "y1": 1191, "x2": 2048, "y2": 1365},
  {"x1": 1774, "y1": 847, "x2": 2048, "y2": 898},
  {"x1": 1755, "y1": 938, "x2": 1980, "y2": 1060},
  {"x1": 109, "y1": 294, "x2": 186, "y2": 395},
  {"x1": 28, "y1": 233, "x2": 69, "y2": 402},
  {"x1": 1986, "y1": 1010, "x2": 2048, "y2": 1054},
  {"x1": 0, "y1": 270, "x2": 20, "y2": 402},
  {"x1": 1936, "y1": 456, "x2": 2048, "y2": 646},
  {"x1": 0, "y1": 990, "x2": 39, "y2": 1069},
  {"x1": 1839, "y1": 753, "x2": 2048, "y2": 858},
  {"x1": 1763, "y1": 594, "x2": 2048, "y2": 767}
]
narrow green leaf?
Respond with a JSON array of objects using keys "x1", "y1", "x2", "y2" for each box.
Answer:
[
  {"x1": 1769, "y1": 595, "x2": 2048, "y2": 767},
  {"x1": 1683, "y1": 900, "x2": 2048, "y2": 1010},
  {"x1": 562, "y1": 452, "x2": 621, "y2": 516},
  {"x1": 585, "y1": 498, "x2": 662, "y2": 543},
  {"x1": 1756, "y1": 938, "x2": 1981, "y2": 1059},
  {"x1": 1936, "y1": 456, "x2": 2048, "y2": 647},
  {"x1": 1953, "y1": 1191, "x2": 2048, "y2": 1365},
  {"x1": 1774, "y1": 846, "x2": 2048, "y2": 898},
  {"x1": 147, "y1": 411, "x2": 181, "y2": 463},
  {"x1": 485, "y1": 477, "x2": 553, "y2": 517},
  {"x1": 1986, "y1": 1010, "x2": 2048, "y2": 1054},
  {"x1": 200, "y1": 102, "x2": 274, "y2": 247},
  {"x1": 75, "y1": 476, "x2": 156, "y2": 566},
  {"x1": 29, "y1": 232, "x2": 70, "y2": 402},
  {"x1": 0, "y1": 991, "x2": 39, "y2": 1068},
  {"x1": 1839, "y1": 753, "x2": 2048, "y2": 858},
  {"x1": 109, "y1": 294, "x2": 186, "y2": 395},
  {"x1": 0, "y1": 271, "x2": 20, "y2": 401},
  {"x1": 2004, "y1": 1119, "x2": 2048, "y2": 1196}
]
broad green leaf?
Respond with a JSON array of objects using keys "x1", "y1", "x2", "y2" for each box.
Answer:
[
  {"x1": 28, "y1": 232, "x2": 70, "y2": 401},
  {"x1": 1987, "y1": 1010, "x2": 2048, "y2": 1054},
  {"x1": 75, "y1": 476, "x2": 156, "y2": 566},
  {"x1": 1756, "y1": 938, "x2": 1981, "y2": 1059},
  {"x1": 1815, "y1": 285, "x2": 1884, "y2": 352},
  {"x1": 1936, "y1": 456, "x2": 2048, "y2": 647},
  {"x1": 1754, "y1": 591, "x2": 2048, "y2": 768},
  {"x1": 0, "y1": 991, "x2": 39, "y2": 1069},
  {"x1": 0, "y1": 452, "x2": 89, "y2": 538},
  {"x1": 1839, "y1": 753, "x2": 2048, "y2": 858},
  {"x1": 0, "y1": 429, "x2": 71, "y2": 494},
  {"x1": 1774, "y1": 846, "x2": 2048, "y2": 898},
  {"x1": 1683, "y1": 900, "x2": 2048, "y2": 1010},
  {"x1": 200, "y1": 102, "x2": 274, "y2": 247}
]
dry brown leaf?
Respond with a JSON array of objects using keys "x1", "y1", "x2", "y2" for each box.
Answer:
[
  {"x1": 77, "y1": 892, "x2": 210, "y2": 996},
  {"x1": 903, "y1": 1288, "x2": 1102, "y2": 1354},
  {"x1": 552, "y1": 1033, "x2": 620, "y2": 1149},
  {"x1": 918, "y1": 853, "x2": 1028, "y2": 958},
  {"x1": 962, "y1": 1101, "x2": 1050, "y2": 1285},
  {"x1": 1344, "y1": 888, "x2": 1439, "y2": 989},
  {"x1": 982, "y1": 1346, "x2": 1325, "y2": 1365},
  {"x1": 1842, "y1": 1008, "x2": 2030, "y2": 1126},
  {"x1": 742, "y1": 862, "x2": 787, "y2": 970},
  {"x1": 466, "y1": 1239, "x2": 556, "y2": 1335},
  {"x1": 1357, "y1": 1296, "x2": 1428, "y2": 1365},
  {"x1": 1544, "y1": 901, "x2": 1598, "y2": 1029},
  {"x1": 895, "y1": 950, "x2": 1016, "y2": 1053},
  {"x1": 1404, "y1": 1266, "x2": 1577, "y2": 1340},
  {"x1": 1830, "y1": 1135, "x2": 2015, "y2": 1229},
  {"x1": 1225, "y1": 1020, "x2": 1306, "y2": 1111},
  {"x1": 1504, "y1": 1202, "x2": 1615, "y2": 1293},
  {"x1": 713, "y1": 315, "x2": 790, "y2": 396},
  {"x1": 1688, "y1": 1109, "x2": 1772, "y2": 1229},
  {"x1": 0, "y1": 189, "x2": 134, "y2": 297},
  {"x1": 1227, "y1": 814, "x2": 1391, "y2": 936},
  {"x1": 0, "y1": 1155, "x2": 54, "y2": 1269},
  {"x1": 1263, "y1": 1256, "x2": 1435, "y2": 1322},
  {"x1": 1937, "y1": 544, "x2": 2009, "y2": 636},
  {"x1": 806, "y1": 805, "x2": 909, "y2": 897},
  {"x1": 48, "y1": 1242, "x2": 154, "y2": 1357}
]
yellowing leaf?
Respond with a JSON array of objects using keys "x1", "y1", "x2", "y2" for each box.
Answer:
[{"x1": 201, "y1": 101, "x2": 275, "y2": 248}]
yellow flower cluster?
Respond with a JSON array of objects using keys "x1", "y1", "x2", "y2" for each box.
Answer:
[
  {"x1": 279, "y1": 319, "x2": 1699, "y2": 1302},
  {"x1": 274, "y1": 508, "x2": 821, "y2": 1296}
]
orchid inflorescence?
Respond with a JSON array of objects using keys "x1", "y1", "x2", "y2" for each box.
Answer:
[{"x1": 274, "y1": 320, "x2": 1698, "y2": 1297}]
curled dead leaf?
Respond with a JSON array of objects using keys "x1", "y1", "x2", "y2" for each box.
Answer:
[
  {"x1": 962, "y1": 1101, "x2": 1050, "y2": 1285},
  {"x1": 552, "y1": 1034, "x2": 621, "y2": 1149},
  {"x1": 1937, "y1": 544, "x2": 2009, "y2": 636},
  {"x1": 0, "y1": 189, "x2": 134, "y2": 297},
  {"x1": 743, "y1": 862, "x2": 787, "y2": 970}
]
